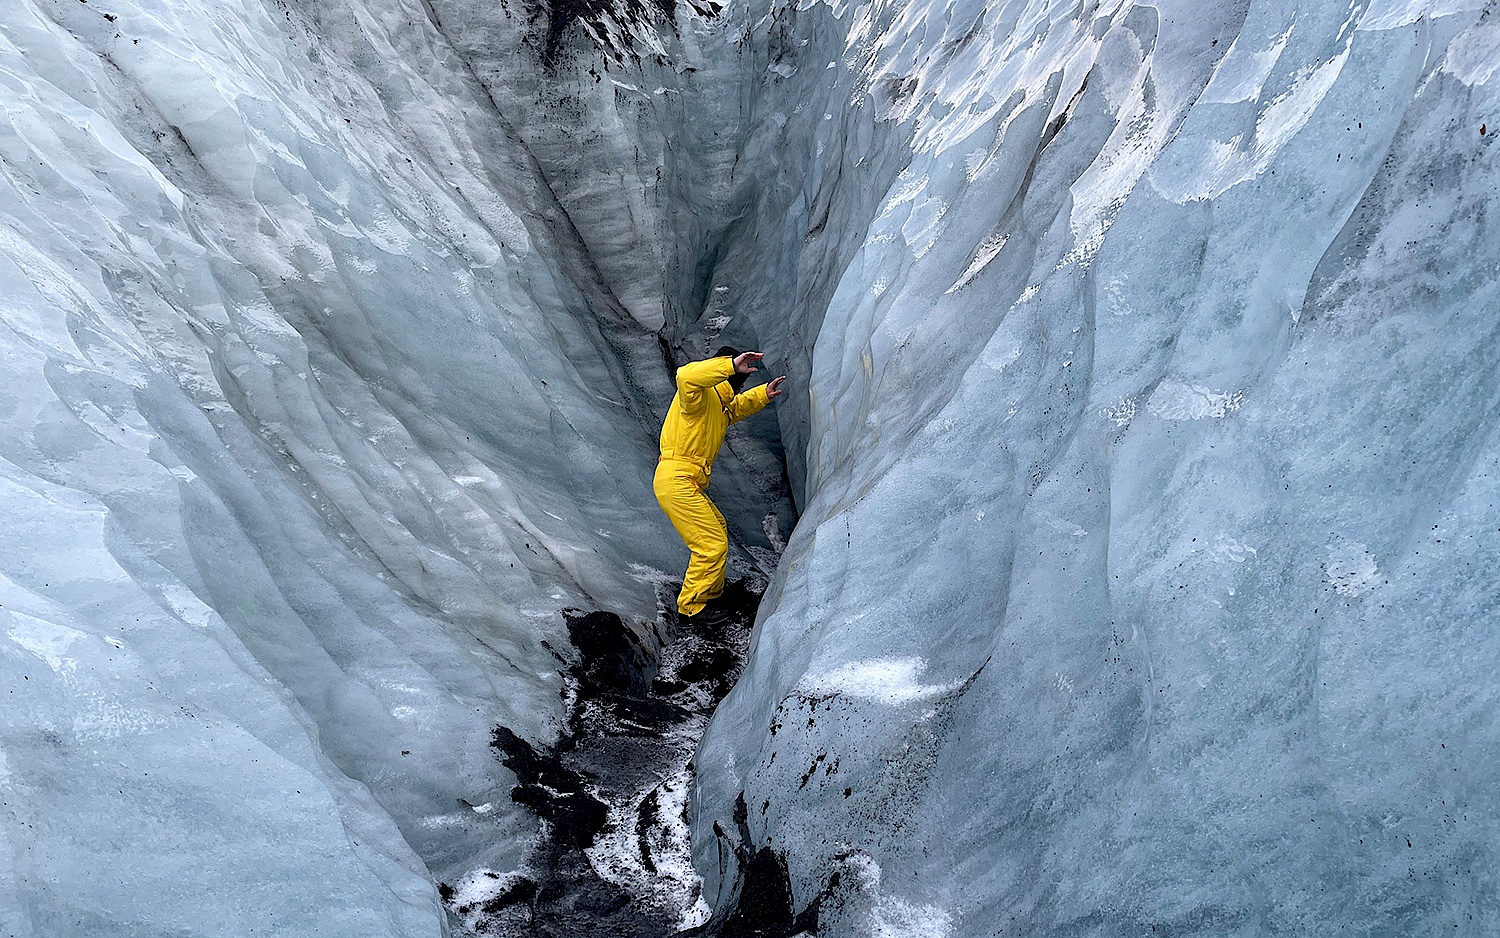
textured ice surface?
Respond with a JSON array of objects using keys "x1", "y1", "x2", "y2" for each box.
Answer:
[
  {"x1": 0, "y1": 0, "x2": 760, "y2": 932},
  {"x1": 2, "y1": 0, "x2": 1497, "y2": 934},
  {"x1": 693, "y1": 0, "x2": 1500, "y2": 936}
]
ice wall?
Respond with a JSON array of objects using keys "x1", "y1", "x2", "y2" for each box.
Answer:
[
  {"x1": 695, "y1": 0, "x2": 1500, "y2": 935},
  {"x1": 0, "y1": 0, "x2": 754, "y2": 932}
]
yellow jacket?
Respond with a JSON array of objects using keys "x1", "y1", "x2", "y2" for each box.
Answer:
[{"x1": 658, "y1": 357, "x2": 770, "y2": 478}]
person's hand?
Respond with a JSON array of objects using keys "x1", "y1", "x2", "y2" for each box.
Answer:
[
  {"x1": 766, "y1": 375, "x2": 787, "y2": 399},
  {"x1": 733, "y1": 351, "x2": 764, "y2": 374}
]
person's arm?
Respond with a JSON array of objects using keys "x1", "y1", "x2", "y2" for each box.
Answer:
[
  {"x1": 676, "y1": 356, "x2": 736, "y2": 392},
  {"x1": 727, "y1": 374, "x2": 786, "y2": 424},
  {"x1": 673, "y1": 356, "x2": 736, "y2": 415},
  {"x1": 726, "y1": 385, "x2": 770, "y2": 424}
]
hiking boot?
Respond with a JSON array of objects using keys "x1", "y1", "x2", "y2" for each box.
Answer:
[{"x1": 680, "y1": 603, "x2": 734, "y2": 629}]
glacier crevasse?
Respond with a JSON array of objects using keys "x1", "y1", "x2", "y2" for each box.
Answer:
[{"x1": 0, "y1": 0, "x2": 1497, "y2": 934}]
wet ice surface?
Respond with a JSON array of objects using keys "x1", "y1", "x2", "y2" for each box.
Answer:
[{"x1": 2, "y1": 0, "x2": 1498, "y2": 934}]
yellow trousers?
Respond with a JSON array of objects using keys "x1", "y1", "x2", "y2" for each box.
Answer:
[{"x1": 653, "y1": 458, "x2": 728, "y2": 616}]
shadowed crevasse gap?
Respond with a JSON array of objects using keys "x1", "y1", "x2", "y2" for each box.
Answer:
[{"x1": 447, "y1": 581, "x2": 807, "y2": 936}]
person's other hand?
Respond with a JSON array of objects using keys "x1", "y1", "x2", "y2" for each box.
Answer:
[
  {"x1": 766, "y1": 375, "x2": 787, "y2": 399},
  {"x1": 733, "y1": 351, "x2": 764, "y2": 374}
]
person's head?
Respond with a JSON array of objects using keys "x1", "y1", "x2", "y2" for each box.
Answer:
[{"x1": 716, "y1": 345, "x2": 748, "y2": 392}]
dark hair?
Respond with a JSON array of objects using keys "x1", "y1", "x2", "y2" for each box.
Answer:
[{"x1": 715, "y1": 346, "x2": 748, "y2": 393}]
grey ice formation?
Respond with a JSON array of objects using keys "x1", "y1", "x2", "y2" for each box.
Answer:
[{"x1": 0, "y1": 0, "x2": 1496, "y2": 935}]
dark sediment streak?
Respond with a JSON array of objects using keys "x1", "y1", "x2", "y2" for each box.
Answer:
[{"x1": 442, "y1": 581, "x2": 811, "y2": 937}]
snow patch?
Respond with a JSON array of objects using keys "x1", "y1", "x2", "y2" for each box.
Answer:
[
  {"x1": 1146, "y1": 381, "x2": 1244, "y2": 420},
  {"x1": 801, "y1": 657, "x2": 961, "y2": 705}
]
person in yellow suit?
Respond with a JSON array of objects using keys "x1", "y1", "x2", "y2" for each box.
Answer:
[{"x1": 655, "y1": 347, "x2": 786, "y2": 623}]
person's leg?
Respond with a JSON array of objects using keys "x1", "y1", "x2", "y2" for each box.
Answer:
[
  {"x1": 654, "y1": 465, "x2": 729, "y2": 616},
  {"x1": 700, "y1": 496, "x2": 729, "y2": 605}
]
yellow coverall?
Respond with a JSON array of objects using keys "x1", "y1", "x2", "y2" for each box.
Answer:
[{"x1": 654, "y1": 356, "x2": 771, "y2": 616}]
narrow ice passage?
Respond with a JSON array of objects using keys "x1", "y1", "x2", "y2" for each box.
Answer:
[{"x1": 1, "y1": 0, "x2": 1498, "y2": 936}]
